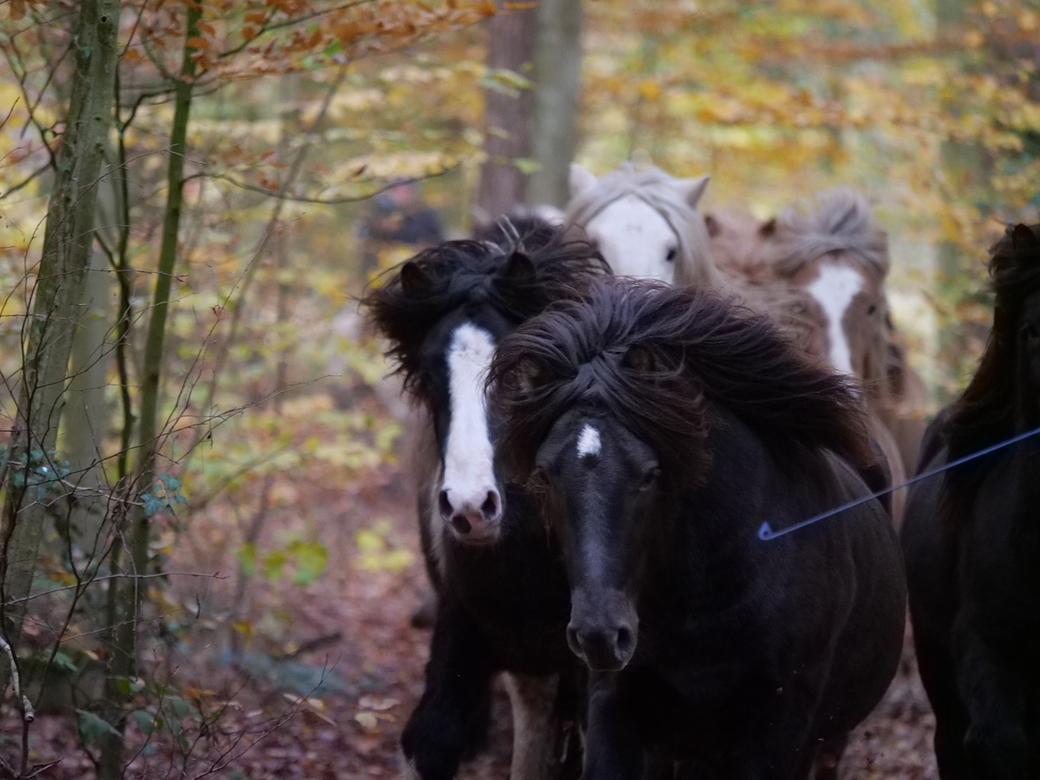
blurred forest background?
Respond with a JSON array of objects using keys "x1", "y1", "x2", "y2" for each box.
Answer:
[{"x1": 0, "y1": 0, "x2": 1038, "y2": 777}]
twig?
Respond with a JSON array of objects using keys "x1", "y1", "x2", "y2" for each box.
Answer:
[
  {"x1": 3, "y1": 571, "x2": 228, "y2": 608},
  {"x1": 205, "y1": 164, "x2": 462, "y2": 204}
]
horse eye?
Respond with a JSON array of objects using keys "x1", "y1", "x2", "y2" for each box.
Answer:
[
  {"x1": 638, "y1": 467, "x2": 660, "y2": 491},
  {"x1": 665, "y1": 247, "x2": 677, "y2": 262},
  {"x1": 1025, "y1": 322, "x2": 1039, "y2": 340},
  {"x1": 867, "y1": 304, "x2": 878, "y2": 315}
]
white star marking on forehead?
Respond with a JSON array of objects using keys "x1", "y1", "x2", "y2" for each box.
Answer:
[{"x1": 577, "y1": 424, "x2": 601, "y2": 460}]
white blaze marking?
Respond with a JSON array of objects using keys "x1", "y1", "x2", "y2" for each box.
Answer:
[
  {"x1": 806, "y1": 264, "x2": 863, "y2": 377},
  {"x1": 585, "y1": 196, "x2": 679, "y2": 283},
  {"x1": 577, "y1": 424, "x2": 601, "y2": 459},
  {"x1": 442, "y1": 323, "x2": 497, "y2": 511}
]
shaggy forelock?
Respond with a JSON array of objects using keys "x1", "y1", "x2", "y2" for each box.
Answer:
[
  {"x1": 767, "y1": 188, "x2": 889, "y2": 280},
  {"x1": 360, "y1": 235, "x2": 608, "y2": 398},
  {"x1": 490, "y1": 278, "x2": 875, "y2": 484}
]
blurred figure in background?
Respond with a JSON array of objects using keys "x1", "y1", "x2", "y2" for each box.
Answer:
[{"x1": 357, "y1": 179, "x2": 444, "y2": 277}]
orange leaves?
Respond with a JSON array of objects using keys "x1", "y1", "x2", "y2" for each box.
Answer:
[{"x1": 7, "y1": 0, "x2": 44, "y2": 21}]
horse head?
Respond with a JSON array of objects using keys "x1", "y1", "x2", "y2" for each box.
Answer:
[
  {"x1": 491, "y1": 279, "x2": 871, "y2": 674},
  {"x1": 566, "y1": 162, "x2": 720, "y2": 288},
  {"x1": 363, "y1": 236, "x2": 607, "y2": 548},
  {"x1": 765, "y1": 189, "x2": 891, "y2": 391}
]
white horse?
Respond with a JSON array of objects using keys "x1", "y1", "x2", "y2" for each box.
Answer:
[{"x1": 566, "y1": 162, "x2": 723, "y2": 288}]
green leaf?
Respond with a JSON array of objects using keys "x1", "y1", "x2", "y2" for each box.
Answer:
[
  {"x1": 142, "y1": 493, "x2": 165, "y2": 517},
  {"x1": 513, "y1": 157, "x2": 542, "y2": 175},
  {"x1": 48, "y1": 650, "x2": 79, "y2": 675},
  {"x1": 262, "y1": 549, "x2": 288, "y2": 580},
  {"x1": 158, "y1": 474, "x2": 181, "y2": 492},
  {"x1": 165, "y1": 695, "x2": 196, "y2": 720},
  {"x1": 290, "y1": 540, "x2": 328, "y2": 586},
  {"x1": 237, "y1": 542, "x2": 257, "y2": 577},
  {"x1": 131, "y1": 709, "x2": 158, "y2": 735},
  {"x1": 77, "y1": 710, "x2": 120, "y2": 745}
]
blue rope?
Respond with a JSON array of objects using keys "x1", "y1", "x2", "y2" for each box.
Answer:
[{"x1": 757, "y1": 423, "x2": 1040, "y2": 541}]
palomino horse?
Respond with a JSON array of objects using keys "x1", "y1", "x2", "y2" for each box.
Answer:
[
  {"x1": 490, "y1": 279, "x2": 906, "y2": 780},
  {"x1": 902, "y1": 224, "x2": 1040, "y2": 779},
  {"x1": 566, "y1": 162, "x2": 722, "y2": 288},
  {"x1": 362, "y1": 234, "x2": 607, "y2": 780}
]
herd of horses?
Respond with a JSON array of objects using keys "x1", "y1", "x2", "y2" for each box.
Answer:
[{"x1": 359, "y1": 162, "x2": 1040, "y2": 780}]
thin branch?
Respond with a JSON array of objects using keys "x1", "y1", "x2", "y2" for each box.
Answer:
[
  {"x1": 4, "y1": 572, "x2": 229, "y2": 609},
  {"x1": 204, "y1": 163, "x2": 463, "y2": 204},
  {"x1": 0, "y1": 161, "x2": 53, "y2": 200}
]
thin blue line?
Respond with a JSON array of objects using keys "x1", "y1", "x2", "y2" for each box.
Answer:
[{"x1": 757, "y1": 424, "x2": 1040, "y2": 541}]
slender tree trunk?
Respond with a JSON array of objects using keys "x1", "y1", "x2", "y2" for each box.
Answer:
[
  {"x1": 474, "y1": 1, "x2": 538, "y2": 220},
  {"x1": 64, "y1": 250, "x2": 115, "y2": 566},
  {"x1": 65, "y1": 153, "x2": 120, "y2": 572},
  {"x1": 528, "y1": 0, "x2": 583, "y2": 208},
  {"x1": 0, "y1": 0, "x2": 120, "y2": 692},
  {"x1": 98, "y1": 6, "x2": 200, "y2": 777}
]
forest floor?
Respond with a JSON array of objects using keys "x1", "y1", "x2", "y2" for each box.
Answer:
[{"x1": 6, "y1": 393, "x2": 939, "y2": 779}]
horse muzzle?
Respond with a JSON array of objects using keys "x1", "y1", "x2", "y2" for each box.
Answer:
[
  {"x1": 438, "y1": 486, "x2": 503, "y2": 545},
  {"x1": 567, "y1": 589, "x2": 639, "y2": 672}
]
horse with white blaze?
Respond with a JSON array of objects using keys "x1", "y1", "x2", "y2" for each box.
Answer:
[{"x1": 362, "y1": 232, "x2": 608, "y2": 780}]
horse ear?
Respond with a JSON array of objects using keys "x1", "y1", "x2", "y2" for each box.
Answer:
[
  {"x1": 1011, "y1": 223, "x2": 1040, "y2": 250},
  {"x1": 704, "y1": 213, "x2": 721, "y2": 238},
  {"x1": 501, "y1": 250, "x2": 536, "y2": 285},
  {"x1": 400, "y1": 261, "x2": 430, "y2": 297},
  {"x1": 759, "y1": 217, "x2": 777, "y2": 238},
  {"x1": 569, "y1": 163, "x2": 598, "y2": 197},
  {"x1": 673, "y1": 174, "x2": 710, "y2": 209}
]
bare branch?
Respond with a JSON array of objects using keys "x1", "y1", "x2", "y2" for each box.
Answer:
[{"x1": 203, "y1": 163, "x2": 463, "y2": 204}]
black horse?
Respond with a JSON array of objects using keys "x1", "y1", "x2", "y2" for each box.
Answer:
[
  {"x1": 361, "y1": 234, "x2": 607, "y2": 780},
  {"x1": 901, "y1": 223, "x2": 1040, "y2": 780},
  {"x1": 489, "y1": 279, "x2": 907, "y2": 779}
]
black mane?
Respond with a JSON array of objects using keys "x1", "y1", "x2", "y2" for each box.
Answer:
[
  {"x1": 471, "y1": 209, "x2": 561, "y2": 252},
  {"x1": 946, "y1": 223, "x2": 1040, "y2": 460},
  {"x1": 490, "y1": 279, "x2": 875, "y2": 482},
  {"x1": 360, "y1": 235, "x2": 608, "y2": 397}
]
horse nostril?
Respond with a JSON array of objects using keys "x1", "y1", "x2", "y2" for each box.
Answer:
[
  {"x1": 481, "y1": 490, "x2": 499, "y2": 519},
  {"x1": 566, "y1": 625, "x2": 580, "y2": 652},
  {"x1": 439, "y1": 490, "x2": 452, "y2": 518},
  {"x1": 451, "y1": 515, "x2": 472, "y2": 535},
  {"x1": 616, "y1": 625, "x2": 634, "y2": 654}
]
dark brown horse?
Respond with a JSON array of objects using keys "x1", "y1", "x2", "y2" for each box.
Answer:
[
  {"x1": 490, "y1": 279, "x2": 907, "y2": 780},
  {"x1": 362, "y1": 233, "x2": 607, "y2": 780},
  {"x1": 902, "y1": 223, "x2": 1040, "y2": 779}
]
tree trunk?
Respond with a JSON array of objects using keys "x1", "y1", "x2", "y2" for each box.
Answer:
[
  {"x1": 66, "y1": 145, "x2": 122, "y2": 573},
  {"x1": 64, "y1": 247, "x2": 116, "y2": 570},
  {"x1": 528, "y1": 0, "x2": 583, "y2": 209},
  {"x1": 0, "y1": 0, "x2": 121, "y2": 692},
  {"x1": 98, "y1": 6, "x2": 200, "y2": 777},
  {"x1": 474, "y1": 1, "x2": 538, "y2": 220}
]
